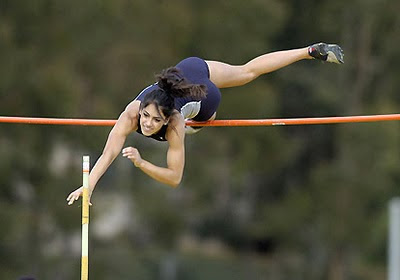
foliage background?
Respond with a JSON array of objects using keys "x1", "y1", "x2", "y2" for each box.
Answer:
[{"x1": 1, "y1": 0, "x2": 400, "y2": 279}]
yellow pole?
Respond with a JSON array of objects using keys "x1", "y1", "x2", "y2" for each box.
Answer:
[{"x1": 81, "y1": 156, "x2": 90, "y2": 280}]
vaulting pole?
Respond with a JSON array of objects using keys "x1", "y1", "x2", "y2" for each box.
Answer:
[
  {"x1": 81, "y1": 156, "x2": 90, "y2": 280},
  {"x1": 389, "y1": 198, "x2": 400, "y2": 280}
]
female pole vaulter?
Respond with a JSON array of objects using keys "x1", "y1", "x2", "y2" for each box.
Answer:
[{"x1": 67, "y1": 43, "x2": 344, "y2": 205}]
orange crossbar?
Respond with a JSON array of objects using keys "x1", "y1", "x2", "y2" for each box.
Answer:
[
  {"x1": 1, "y1": 114, "x2": 400, "y2": 127},
  {"x1": 0, "y1": 116, "x2": 116, "y2": 126},
  {"x1": 186, "y1": 114, "x2": 400, "y2": 126}
]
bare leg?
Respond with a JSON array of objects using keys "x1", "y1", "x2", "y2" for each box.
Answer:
[{"x1": 206, "y1": 47, "x2": 311, "y2": 88}]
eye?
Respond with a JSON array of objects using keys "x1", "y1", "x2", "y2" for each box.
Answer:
[
  {"x1": 143, "y1": 111, "x2": 150, "y2": 117},
  {"x1": 154, "y1": 118, "x2": 162, "y2": 123}
]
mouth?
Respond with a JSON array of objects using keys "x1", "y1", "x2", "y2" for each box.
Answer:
[{"x1": 142, "y1": 125, "x2": 153, "y2": 134}]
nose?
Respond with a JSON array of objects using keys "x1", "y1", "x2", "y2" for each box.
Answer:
[{"x1": 143, "y1": 119, "x2": 153, "y2": 128}]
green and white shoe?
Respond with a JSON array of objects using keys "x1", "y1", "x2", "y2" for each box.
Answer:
[{"x1": 308, "y1": 42, "x2": 344, "y2": 64}]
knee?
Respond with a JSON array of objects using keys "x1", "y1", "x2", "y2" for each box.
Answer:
[{"x1": 240, "y1": 64, "x2": 259, "y2": 85}]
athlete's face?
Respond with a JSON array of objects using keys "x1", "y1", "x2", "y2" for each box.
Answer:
[{"x1": 139, "y1": 103, "x2": 168, "y2": 136}]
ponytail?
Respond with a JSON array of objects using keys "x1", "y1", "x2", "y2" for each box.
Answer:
[
  {"x1": 156, "y1": 67, "x2": 207, "y2": 100},
  {"x1": 140, "y1": 67, "x2": 207, "y2": 119}
]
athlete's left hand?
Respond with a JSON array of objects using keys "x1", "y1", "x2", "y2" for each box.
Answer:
[{"x1": 122, "y1": 147, "x2": 143, "y2": 167}]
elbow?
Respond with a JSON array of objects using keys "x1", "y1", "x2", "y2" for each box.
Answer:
[
  {"x1": 169, "y1": 182, "x2": 180, "y2": 188},
  {"x1": 100, "y1": 150, "x2": 114, "y2": 162},
  {"x1": 168, "y1": 175, "x2": 182, "y2": 188},
  {"x1": 168, "y1": 180, "x2": 181, "y2": 189},
  {"x1": 102, "y1": 145, "x2": 120, "y2": 160},
  {"x1": 165, "y1": 166, "x2": 183, "y2": 188}
]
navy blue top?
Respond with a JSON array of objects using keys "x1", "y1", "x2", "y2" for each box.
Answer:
[{"x1": 135, "y1": 57, "x2": 222, "y2": 142}]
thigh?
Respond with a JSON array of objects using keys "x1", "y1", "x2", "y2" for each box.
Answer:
[
  {"x1": 175, "y1": 57, "x2": 210, "y2": 84},
  {"x1": 175, "y1": 57, "x2": 222, "y2": 121},
  {"x1": 206, "y1": 60, "x2": 254, "y2": 88}
]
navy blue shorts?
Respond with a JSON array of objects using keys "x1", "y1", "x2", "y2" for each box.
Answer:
[{"x1": 135, "y1": 57, "x2": 221, "y2": 121}]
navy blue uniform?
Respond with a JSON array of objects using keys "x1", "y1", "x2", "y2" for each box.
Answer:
[
  {"x1": 135, "y1": 57, "x2": 221, "y2": 122},
  {"x1": 134, "y1": 57, "x2": 221, "y2": 141}
]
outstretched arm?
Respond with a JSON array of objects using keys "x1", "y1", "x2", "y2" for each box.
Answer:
[
  {"x1": 67, "y1": 101, "x2": 140, "y2": 205},
  {"x1": 122, "y1": 114, "x2": 185, "y2": 187}
]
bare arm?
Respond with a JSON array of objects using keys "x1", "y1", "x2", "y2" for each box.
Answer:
[
  {"x1": 67, "y1": 101, "x2": 140, "y2": 205},
  {"x1": 122, "y1": 114, "x2": 185, "y2": 187}
]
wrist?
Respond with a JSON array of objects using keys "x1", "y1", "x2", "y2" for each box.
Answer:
[{"x1": 135, "y1": 159, "x2": 145, "y2": 168}]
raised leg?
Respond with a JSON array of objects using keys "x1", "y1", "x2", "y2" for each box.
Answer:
[
  {"x1": 206, "y1": 47, "x2": 310, "y2": 88},
  {"x1": 206, "y1": 43, "x2": 344, "y2": 89}
]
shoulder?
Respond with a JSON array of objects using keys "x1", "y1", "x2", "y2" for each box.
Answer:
[
  {"x1": 166, "y1": 111, "x2": 185, "y2": 143},
  {"x1": 117, "y1": 100, "x2": 141, "y2": 132},
  {"x1": 124, "y1": 100, "x2": 141, "y2": 116},
  {"x1": 169, "y1": 111, "x2": 185, "y2": 127}
]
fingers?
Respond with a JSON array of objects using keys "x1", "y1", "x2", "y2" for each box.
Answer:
[
  {"x1": 122, "y1": 147, "x2": 137, "y2": 157},
  {"x1": 122, "y1": 147, "x2": 130, "y2": 155},
  {"x1": 122, "y1": 147, "x2": 139, "y2": 160},
  {"x1": 67, "y1": 193, "x2": 80, "y2": 205},
  {"x1": 66, "y1": 188, "x2": 83, "y2": 205},
  {"x1": 67, "y1": 193, "x2": 93, "y2": 206},
  {"x1": 122, "y1": 147, "x2": 143, "y2": 167}
]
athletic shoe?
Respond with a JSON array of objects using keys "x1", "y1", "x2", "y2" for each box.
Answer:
[{"x1": 308, "y1": 43, "x2": 344, "y2": 64}]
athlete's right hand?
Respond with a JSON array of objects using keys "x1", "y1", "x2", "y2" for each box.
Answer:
[{"x1": 66, "y1": 186, "x2": 92, "y2": 206}]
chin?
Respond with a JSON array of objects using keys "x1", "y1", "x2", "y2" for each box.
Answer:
[
  {"x1": 140, "y1": 126, "x2": 154, "y2": 136},
  {"x1": 142, "y1": 130, "x2": 153, "y2": 136}
]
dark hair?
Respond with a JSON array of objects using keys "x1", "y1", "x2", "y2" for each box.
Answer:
[{"x1": 140, "y1": 67, "x2": 207, "y2": 118}]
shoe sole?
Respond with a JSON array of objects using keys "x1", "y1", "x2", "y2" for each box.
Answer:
[{"x1": 326, "y1": 44, "x2": 344, "y2": 64}]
